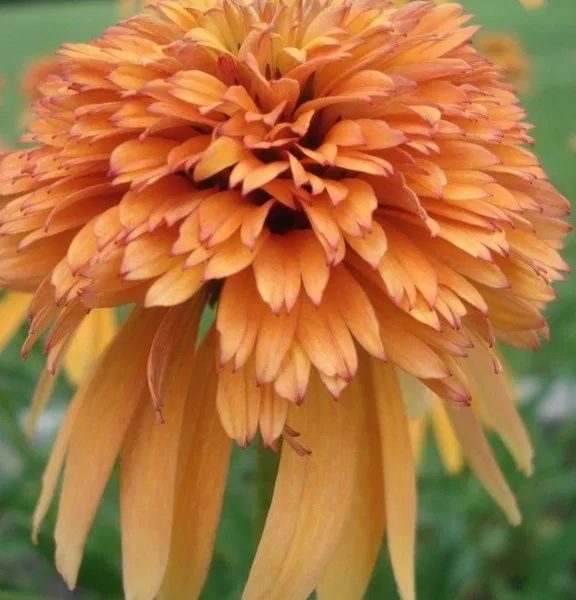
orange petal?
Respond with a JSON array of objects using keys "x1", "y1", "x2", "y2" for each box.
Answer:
[
  {"x1": 253, "y1": 235, "x2": 301, "y2": 313},
  {"x1": 243, "y1": 376, "x2": 363, "y2": 600},
  {"x1": 371, "y1": 362, "x2": 417, "y2": 600},
  {"x1": 122, "y1": 297, "x2": 206, "y2": 600},
  {"x1": 54, "y1": 308, "x2": 166, "y2": 588},
  {"x1": 463, "y1": 341, "x2": 533, "y2": 475},
  {"x1": 216, "y1": 360, "x2": 261, "y2": 447},
  {"x1": 327, "y1": 267, "x2": 385, "y2": 360},
  {"x1": 259, "y1": 385, "x2": 289, "y2": 447},
  {"x1": 255, "y1": 307, "x2": 298, "y2": 384},
  {"x1": 193, "y1": 136, "x2": 244, "y2": 181},
  {"x1": 159, "y1": 333, "x2": 232, "y2": 600},
  {"x1": 120, "y1": 387, "x2": 183, "y2": 600},
  {"x1": 145, "y1": 263, "x2": 204, "y2": 307},
  {"x1": 147, "y1": 295, "x2": 206, "y2": 418},
  {"x1": 317, "y1": 367, "x2": 385, "y2": 600}
]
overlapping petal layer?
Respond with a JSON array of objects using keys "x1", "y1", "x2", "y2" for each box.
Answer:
[{"x1": 0, "y1": 1, "x2": 569, "y2": 599}]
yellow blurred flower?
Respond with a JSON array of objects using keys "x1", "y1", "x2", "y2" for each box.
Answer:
[
  {"x1": 0, "y1": 2, "x2": 569, "y2": 600},
  {"x1": 519, "y1": 0, "x2": 546, "y2": 8},
  {"x1": 477, "y1": 32, "x2": 532, "y2": 92}
]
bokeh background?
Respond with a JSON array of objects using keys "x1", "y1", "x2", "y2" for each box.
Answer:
[{"x1": 0, "y1": 1, "x2": 575, "y2": 598}]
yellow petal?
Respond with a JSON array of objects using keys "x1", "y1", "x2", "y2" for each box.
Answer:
[
  {"x1": 408, "y1": 417, "x2": 428, "y2": 467},
  {"x1": 243, "y1": 375, "x2": 362, "y2": 600},
  {"x1": 159, "y1": 332, "x2": 232, "y2": 600},
  {"x1": 25, "y1": 367, "x2": 58, "y2": 438},
  {"x1": 0, "y1": 291, "x2": 29, "y2": 350},
  {"x1": 63, "y1": 308, "x2": 117, "y2": 385},
  {"x1": 446, "y1": 403, "x2": 521, "y2": 525},
  {"x1": 54, "y1": 308, "x2": 166, "y2": 588},
  {"x1": 371, "y1": 362, "x2": 417, "y2": 600},
  {"x1": 431, "y1": 396, "x2": 463, "y2": 474},
  {"x1": 32, "y1": 388, "x2": 83, "y2": 543}
]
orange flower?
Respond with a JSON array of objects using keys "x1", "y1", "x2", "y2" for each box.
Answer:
[{"x1": 0, "y1": 2, "x2": 570, "y2": 599}]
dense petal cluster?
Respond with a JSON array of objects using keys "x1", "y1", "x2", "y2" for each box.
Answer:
[
  {"x1": 0, "y1": 1, "x2": 569, "y2": 599},
  {"x1": 0, "y1": 0, "x2": 568, "y2": 412},
  {"x1": 0, "y1": 57, "x2": 117, "y2": 396}
]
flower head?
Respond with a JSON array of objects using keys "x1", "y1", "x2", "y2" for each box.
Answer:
[{"x1": 0, "y1": 1, "x2": 569, "y2": 599}]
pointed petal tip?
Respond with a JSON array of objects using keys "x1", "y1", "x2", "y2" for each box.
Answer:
[
  {"x1": 55, "y1": 545, "x2": 80, "y2": 592},
  {"x1": 508, "y1": 506, "x2": 522, "y2": 527}
]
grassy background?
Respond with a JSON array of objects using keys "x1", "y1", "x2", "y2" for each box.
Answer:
[{"x1": 0, "y1": 1, "x2": 575, "y2": 599}]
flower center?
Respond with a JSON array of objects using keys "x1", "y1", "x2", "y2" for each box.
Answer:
[{"x1": 264, "y1": 203, "x2": 311, "y2": 235}]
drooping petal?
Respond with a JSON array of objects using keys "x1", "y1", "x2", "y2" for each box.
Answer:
[
  {"x1": 317, "y1": 364, "x2": 385, "y2": 600},
  {"x1": 446, "y1": 402, "x2": 521, "y2": 525},
  {"x1": 243, "y1": 375, "x2": 364, "y2": 600},
  {"x1": 371, "y1": 361, "x2": 417, "y2": 600},
  {"x1": 54, "y1": 308, "x2": 166, "y2": 588},
  {"x1": 121, "y1": 299, "x2": 206, "y2": 600},
  {"x1": 462, "y1": 341, "x2": 533, "y2": 475},
  {"x1": 120, "y1": 387, "x2": 182, "y2": 600},
  {"x1": 159, "y1": 332, "x2": 232, "y2": 600},
  {"x1": 32, "y1": 387, "x2": 83, "y2": 543}
]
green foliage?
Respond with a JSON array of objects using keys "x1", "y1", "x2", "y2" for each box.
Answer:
[{"x1": 0, "y1": 1, "x2": 575, "y2": 599}]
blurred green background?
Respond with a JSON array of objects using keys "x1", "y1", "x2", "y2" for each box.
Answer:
[{"x1": 0, "y1": 1, "x2": 575, "y2": 599}]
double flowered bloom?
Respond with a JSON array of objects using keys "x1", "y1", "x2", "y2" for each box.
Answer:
[{"x1": 0, "y1": 1, "x2": 569, "y2": 599}]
